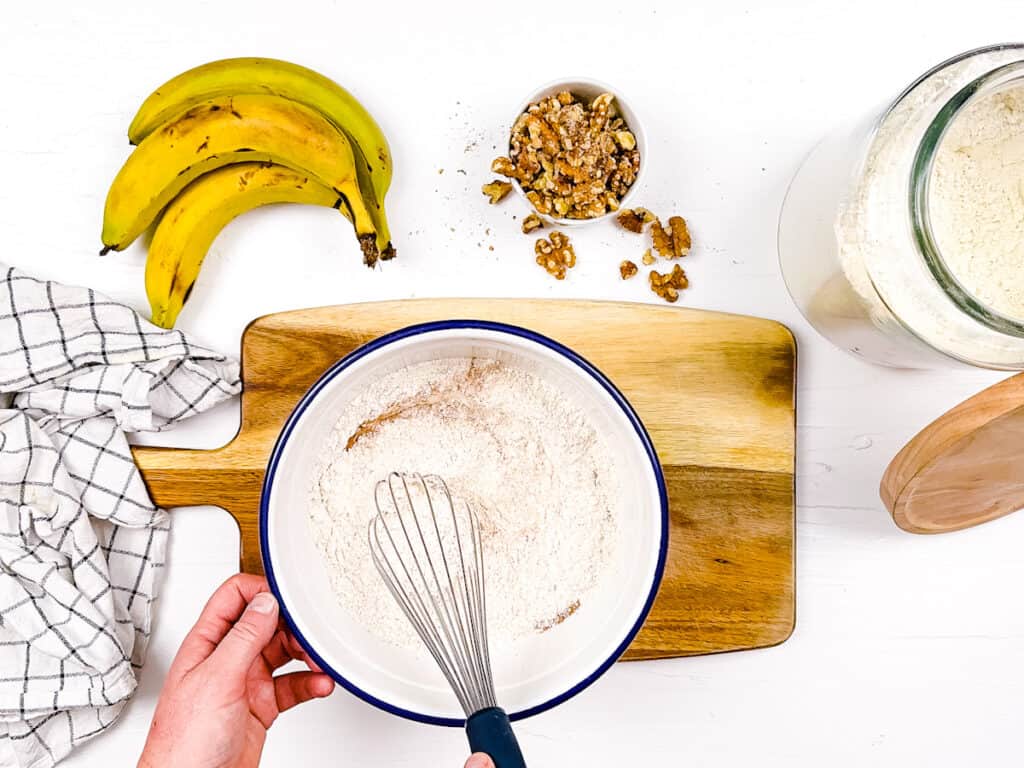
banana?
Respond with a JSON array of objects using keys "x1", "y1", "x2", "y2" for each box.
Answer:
[
  {"x1": 127, "y1": 57, "x2": 394, "y2": 259},
  {"x1": 103, "y1": 94, "x2": 384, "y2": 265},
  {"x1": 146, "y1": 162, "x2": 344, "y2": 328}
]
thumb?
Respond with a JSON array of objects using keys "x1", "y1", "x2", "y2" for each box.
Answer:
[
  {"x1": 465, "y1": 755, "x2": 495, "y2": 768},
  {"x1": 209, "y1": 591, "x2": 279, "y2": 677}
]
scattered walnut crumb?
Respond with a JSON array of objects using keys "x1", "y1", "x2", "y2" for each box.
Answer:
[
  {"x1": 649, "y1": 264, "x2": 689, "y2": 303},
  {"x1": 641, "y1": 248, "x2": 655, "y2": 265},
  {"x1": 619, "y1": 260, "x2": 638, "y2": 280},
  {"x1": 481, "y1": 180, "x2": 513, "y2": 204},
  {"x1": 491, "y1": 91, "x2": 640, "y2": 221},
  {"x1": 535, "y1": 231, "x2": 576, "y2": 280},
  {"x1": 521, "y1": 213, "x2": 545, "y2": 234},
  {"x1": 616, "y1": 207, "x2": 656, "y2": 233}
]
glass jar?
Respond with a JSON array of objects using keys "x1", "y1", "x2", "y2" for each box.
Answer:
[{"x1": 779, "y1": 44, "x2": 1024, "y2": 369}]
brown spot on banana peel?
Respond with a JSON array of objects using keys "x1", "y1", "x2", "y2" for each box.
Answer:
[
  {"x1": 176, "y1": 156, "x2": 218, "y2": 177},
  {"x1": 166, "y1": 270, "x2": 178, "y2": 305},
  {"x1": 196, "y1": 139, "x2": 208, "y2": 153}
]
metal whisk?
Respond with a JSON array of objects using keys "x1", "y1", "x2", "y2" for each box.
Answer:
[{"x1": 369, "y1": 472, "x2": 526, "y2": 768}]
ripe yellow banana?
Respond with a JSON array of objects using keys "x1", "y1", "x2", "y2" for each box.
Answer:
[
  {"x1": 127, "y1": 57, "x2": 394, "y2": 259},
  {"x1": 146, "y1": 163, "x2": 344, "y2": 328},
  {"x1": 104, "y1": 94, "x2": 384, "y2": 265}
]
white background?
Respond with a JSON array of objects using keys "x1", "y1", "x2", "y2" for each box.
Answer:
[{"x1": 3, "y1": 1, "x2": 1024, "y2": 765}]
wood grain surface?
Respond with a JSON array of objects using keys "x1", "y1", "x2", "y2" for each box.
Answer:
[
  {"x1": 882, "y1": 372, "x2": 1024, "y2": 534},
  {"x1": 132, "y1": 299, "x2": 796, "y2": 659}
]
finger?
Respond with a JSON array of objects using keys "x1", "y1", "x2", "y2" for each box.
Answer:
[
  {"x1": 170, "y1": 574, "x2": 271, "y2": 678},
  {"x1": 283, "y1": 629, "x2": 324, "y2": 673},
  {"x1": 273, "y1": 670, "x2": 335, "y2": 713},
  {"x1": 261, "y1": 630, "x2": 293, "y2": 670},
  {"x1": 465, "y1": 755, "x2": 496, "y2": 768},
  {"x1": 208, "y1": 591, "x2": 280, "y2": 679},
  {"x1": 260, "y1": 629, "x2": 322, "y2": 673}
]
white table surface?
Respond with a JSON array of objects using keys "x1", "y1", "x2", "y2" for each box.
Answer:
[{"x1": 4, "y1": 1, "x2": 1024, "y2": 765}]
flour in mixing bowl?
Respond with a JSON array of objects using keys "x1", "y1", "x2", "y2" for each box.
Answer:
[{"x1": 307, "y1": 356, "x2": 621, "y2": 650}]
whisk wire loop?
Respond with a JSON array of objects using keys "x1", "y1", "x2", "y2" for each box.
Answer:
[{"x1": 369, "y1": 472, "x2": 497, "y2": 715}]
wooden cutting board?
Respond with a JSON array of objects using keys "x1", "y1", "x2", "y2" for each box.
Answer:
[{"x1": 132, "y1": 299, "x2": 796, "y2": 660}]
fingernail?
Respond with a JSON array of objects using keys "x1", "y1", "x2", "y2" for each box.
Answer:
[
  {"x1": 249, "y1": 592, "x2": 277, "y2": 614},
  {"x1": 465, "y1": 755, "x2": 494, "y2": 768}
]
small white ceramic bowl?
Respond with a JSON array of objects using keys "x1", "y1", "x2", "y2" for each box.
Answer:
[
  {"x1": 260, "y1": 320, "x2": 667, "y2": 726},
  {"x1": 508, "y1": 77, "x2": 647, "y2": 227}
]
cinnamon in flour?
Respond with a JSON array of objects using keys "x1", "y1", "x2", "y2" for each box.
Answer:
[{"x1": 307, "y1": 356, "x2": 621, "y2": 651}]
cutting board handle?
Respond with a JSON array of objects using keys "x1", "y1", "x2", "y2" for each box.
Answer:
[{"x1": 132, "y1": 443, "x2": 266, "y2": 573}]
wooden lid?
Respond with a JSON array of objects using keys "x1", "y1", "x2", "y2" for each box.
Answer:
[{"x1": 881, "y1": 373, "x2": 1024, "y2": 533}]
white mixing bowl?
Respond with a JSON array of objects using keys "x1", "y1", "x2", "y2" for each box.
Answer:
[{"x1": 260, "y1": 320, "x2": 667, "y2": 726}]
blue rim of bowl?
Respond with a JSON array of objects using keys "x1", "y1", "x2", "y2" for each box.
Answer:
[{"x1": 259, "y1": 319, "x2": 669, "y2": 727}]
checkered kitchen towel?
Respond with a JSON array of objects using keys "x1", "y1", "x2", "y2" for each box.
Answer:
[{"x1": 0, "y1": 265, "x2": 241, "y2": 768}]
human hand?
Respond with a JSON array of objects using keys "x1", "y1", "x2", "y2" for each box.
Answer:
[
  {"x1": 465, "y1": 755, "x2": 495, "y2": 768},
  {"x1": 138, "y1": 574, "x2": 335, "y2": 768}
]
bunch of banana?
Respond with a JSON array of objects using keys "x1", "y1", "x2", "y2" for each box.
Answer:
[{"x1": 103, "y1": 57, "x2": 395, "y2": 328}]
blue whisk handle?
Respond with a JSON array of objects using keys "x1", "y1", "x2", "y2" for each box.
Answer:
[{"x1": 466, "y1": 707, "x2": 526, "y2": 768}]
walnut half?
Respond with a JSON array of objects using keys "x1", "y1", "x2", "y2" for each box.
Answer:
[
  {"x1": 521, "y1": 213, "x2": 545, "y2": 234},
  {"x1": 652, "y1": 215, "x2": 691, "y2": 258},
  {"x1": 649, "y1": 264, "x2": 689, "y2": 303},
  {"x1": 616, "y1": 207, "x2": 656, "y2": 233},
  {"x1": 482, "y1": 180, "x2": 513, "y2": 204},
  {"x1": 667, "y1": 215, "x2": 692, "y2": 258},
  {"x1": 620, "y1": 260, "x2": 638, "y2": 280},
  {"x1": 535, "y1": 231, "x2": 576, "y2": 280}
]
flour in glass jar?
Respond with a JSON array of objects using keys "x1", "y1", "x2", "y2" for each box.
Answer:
[{"x1": 307, "y1": 356, "x2": 621, "y2": 650}]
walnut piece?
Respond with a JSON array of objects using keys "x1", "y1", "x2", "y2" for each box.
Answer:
[
  {"x1": 482, "y1": 180, "x2": 513, "y2": 204},
  {"x1": 619, "y1": 260, "x2": 638, "y2": 280},
  {"x1": 650, "y1": 217, "x2": 673, "y2": 257},
  {"x1": 492, "y1": 91, "x2": 641, "y2": 221},
  {"x1": 641, "y1": 248, "x2": 655, "y2": 265},
  {"x1": 535, "y1": 231, "x2": 576, "y2": 280},
  {"x1": 614, "y1": 131, "x2": 637, "y2": 150},
  {"x1": 651, "y1": 215, "x2": 692, "y2": 258},
  {"x1": 618, "y1": 206, "x2": 659, "y2": 232},
  {"x1": 616, "y1": 209, "x2": 646, "y2": 233},
  {"x1": 668, "y1": 216, "x2": 691, "y2": 258},
  {"x1": 649, "y1": 264, "x2": 689, "y2": 303},
  {"x1": 521, "y1": 213, "x2": 545, "y2": 234}
]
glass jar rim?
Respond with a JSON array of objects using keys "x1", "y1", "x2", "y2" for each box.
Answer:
[{"x1": 908, "y1": 48, "x2": 1024, "y2": 337}]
